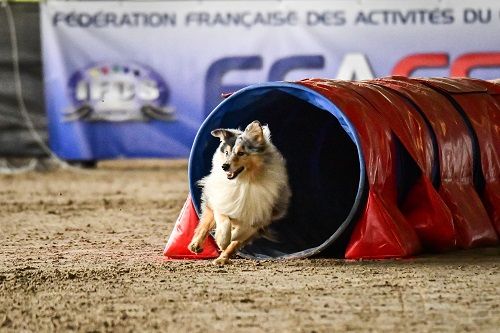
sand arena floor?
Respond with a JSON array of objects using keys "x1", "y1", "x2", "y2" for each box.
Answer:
[{"x1": 0, "y1": 160, "x2": 499, "y2": 332}]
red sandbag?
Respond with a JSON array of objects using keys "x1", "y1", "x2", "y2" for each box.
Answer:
[
  {"x1": 299, "y1": 79, "x2": 422, "y2": 259},
  {"x1": 346, "y1": 192, "x2": 420, "y2": 258},
  {"x1": 163, "y1": 195, "x2": 219, "y2": 259},
  {"x1": 400, "y1": 176, "x2": 457, "y2": 250},
  {"x1": 374, "y1": 77, "x2": 497, "y2": 248},
  {"x1": 439, "y1": 182, "x2": 498, "y2": 246},
  {"x1": 346, "y1": 82, "x2": 456, "y2": 251}
]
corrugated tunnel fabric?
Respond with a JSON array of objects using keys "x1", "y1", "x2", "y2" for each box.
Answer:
[
  {"x1": 373, "y1": 77, "x2": 498, "y2": 249},
  {"x1": 298, "y1": 79, "x2": 422, "y2": 259},
  {"x1": 416, "y1": 78, "x2": 500, "y2": 238},
  {"x1": 335, "y1": 81, "x2": 456, "y2": 253},
  {"x1": 164, "y1": 77, "x2": 500, "y2": 260}
]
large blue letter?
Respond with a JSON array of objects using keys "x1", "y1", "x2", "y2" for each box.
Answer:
[
  {"x1": 268, "y1": 55, "x2": 325, "y2": 81},
  {"x1": 204, "y1": 56, "x2": 262, "y2": 117}
]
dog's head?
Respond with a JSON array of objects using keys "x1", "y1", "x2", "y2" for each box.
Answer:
[{"x1": 211, "y1": 120, "x2": 270, "y2": 180}]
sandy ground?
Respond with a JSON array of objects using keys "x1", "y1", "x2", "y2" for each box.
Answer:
[{"x1": 0, "y1": 160, "x2": 499, "y2": 332}]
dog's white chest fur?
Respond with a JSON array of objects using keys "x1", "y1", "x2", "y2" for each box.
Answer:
[{"x1": 201, "y1": 152, "x2": 287, "y2": 228}]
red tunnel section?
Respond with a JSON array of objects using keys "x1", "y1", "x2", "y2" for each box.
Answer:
[
  {"x1": 299, "y1": 77, "x2": 498, "y2": 258},
  {"x1": 416, "y1": 78, "x2": 500, "y2": 238}
]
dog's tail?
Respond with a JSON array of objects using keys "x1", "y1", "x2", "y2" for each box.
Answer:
[{"x1": 258, "y1": 227, "x2": 280, "y2": 243}]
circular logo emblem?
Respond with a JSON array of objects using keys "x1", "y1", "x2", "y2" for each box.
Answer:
[{"x1": 66, "y1": 62, "x2": 175, "y2": 122}]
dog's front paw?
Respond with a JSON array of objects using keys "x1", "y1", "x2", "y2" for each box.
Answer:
[
  {"x1": 212, "y1": 256, "x2": 230, "y2": 266},
  {"x1": 188, "y1": 239, "x2": 203, "y2": 254}
]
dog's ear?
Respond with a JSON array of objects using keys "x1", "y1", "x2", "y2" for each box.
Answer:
[
  {"x1": 244, "y1": 120, "x2": 265, "y2": 145},
  {"x1": 211, "y1": 129, "x2": 235, "y2": 141}
]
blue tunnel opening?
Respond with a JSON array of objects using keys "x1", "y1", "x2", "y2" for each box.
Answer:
[{"x1": 189, "y1": 82, "x2": 367, "y2": 259}]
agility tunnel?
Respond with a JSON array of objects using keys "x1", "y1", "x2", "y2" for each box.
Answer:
[{"x1": 164, "y1": 77, "x2": 499, "y2": 260}]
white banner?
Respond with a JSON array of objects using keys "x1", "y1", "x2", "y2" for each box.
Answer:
[{"x1": 41, "y1": 0, "x2": 500, "y2": 159}]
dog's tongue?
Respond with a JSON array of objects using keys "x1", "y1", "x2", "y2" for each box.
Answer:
[{"x1": 226, "y1": 167, "x2": 243, "y2": 180}]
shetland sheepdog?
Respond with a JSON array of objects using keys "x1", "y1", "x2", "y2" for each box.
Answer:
[{"x1": 188, "y1": 120, "x2": 291, "y2": 265}]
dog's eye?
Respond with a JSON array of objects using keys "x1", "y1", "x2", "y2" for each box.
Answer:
[
  {"x1": 225, "y1": 151, "x2": 229, "y2": 156},
  {"x1": 236, "y1": 151, "x2": 245, "y2": 156}
]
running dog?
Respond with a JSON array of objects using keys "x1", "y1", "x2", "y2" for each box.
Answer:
[{"x1": 188, "y1": 120, "x2": 291, "y2": 266}]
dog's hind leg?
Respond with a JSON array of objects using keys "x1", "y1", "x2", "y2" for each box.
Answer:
[
  {"x1": 214, "y1": 211, "x2": 231, "y2": 251},
  {"x1": 188, "y1": 206, "x2": 215, "y2": 254},
  {"x1": 213, "y1": 226, "x2": 257, "y2": 266}
]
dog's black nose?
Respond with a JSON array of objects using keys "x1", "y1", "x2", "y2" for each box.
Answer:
[{"x1": 222, "y1": 163, "x2": 230, "y2": 171}]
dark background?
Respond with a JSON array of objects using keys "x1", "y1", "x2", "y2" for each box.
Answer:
[{"x1": 0, "y1": 3, "x2": 47, "y2": 157}]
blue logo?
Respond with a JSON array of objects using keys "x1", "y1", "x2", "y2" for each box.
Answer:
[{"x1": 65, "y1": 62, "x2": 175, "y2": 122}]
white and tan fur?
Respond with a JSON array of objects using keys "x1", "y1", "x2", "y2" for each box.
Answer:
[{"x1": 188, "y1": 120, "x2": 291, "y2": 266}]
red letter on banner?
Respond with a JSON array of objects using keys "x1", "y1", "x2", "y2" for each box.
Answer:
[
  {"x1": 450, "y1": 52, "x2": 500, "y2": 76},
  {"x1": 392, "y1": 53, "x2": 449, "y2": 76}
]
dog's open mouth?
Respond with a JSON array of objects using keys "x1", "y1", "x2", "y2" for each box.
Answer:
[{"x1": 226, "y1": 167, "x2": 244, "y2": 180}]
